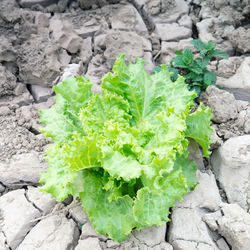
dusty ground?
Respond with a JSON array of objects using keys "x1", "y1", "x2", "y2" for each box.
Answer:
[{"x1": 0, "y1": 0, "x2": 250, "y2": 249}]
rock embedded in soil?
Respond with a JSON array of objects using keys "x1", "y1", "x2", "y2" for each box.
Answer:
[
  {"x1": 0, "y1": 232, "x2": 8, "y2": 250},
  {"x1": 168, "y1": 170, "x2": 222, "y2": 249},
  {"x1": 188, "y1": 139, "x2": 205, "y2": 170},
  {"x1": 80, "y1": 221, "x2": 107, "y2": 241},
  {"x1": 216, "y1": 238, "x2": 230, "y2": 250},
  {"x1": 106, "y1": 3, "x2": 147, "y2": 33},
  {"x1": 17, "y1": 34, "x2": 70, "y2": 87},
  {"x1": 203, "y1": 203, "x2": 250, "y2": 250},
  {"x1": 0, "y1": 183, "x2": 5, "y2": 193},
  {"x1": 77, "y1": 0, "x2": 120, "y2": 9},
  {"x1": 229, "y1": 27, "x2": 250, "y2": 53},
  {"x1": 217, "y1": 57, "x2": 250, "y2": 92},
  {"x1": 49, "y1": 18, "x2": 83, "y2": 54},
  {"x1": 29, "y1": 85, "x2": 53, "y2": 103},
  {"x1": 0, "y1": 65, "x2": 17, "y2": 97},
  {"x1": 210, "y1": 125, "x2": 223, "y2": 150},
  {"x1": 59, "y1": 11, "x2": 108, "y2": 39},
  {"x1": 155, "y1": 23, "x2": 192, "y2": 41},
  {"x1": 131, "y1": 224, "x2": 166, "y2": 247},
  {"x1": 68, "y1": 199, "x2": 88, "y2": 226},
  {"x1": 211, "y1": 135, "x2": 250, "y2": 211},
  {"x1": 215, "y1": 57, "x2": 244, "y2": 79},
  {"x1": 0, "y1": 152, "x2": 48, "y2": 188},
  {"x1": 103, "y1": 30, "x2": 153, "y2": 70},
  {"x1": 0, "y1": 189, "x2": 41, "y2": 249},
  {"x1": 0, "y1": 36, "x2": 16, "y2": 63},
  {"x1": 17, "y1": 214, "x2": 80, "y2": 250},
  {"x1": 75, "y1": 238, "x2": 102, "y2": 250},
  {"x1": 199, "y1": 86, "x2": 238, "y2": 123},
  {"x1": 86, "y1": 54, "x2": 109, "y2": 84},
  {"x1": 26, "y1": 186, "x2": 57, "y2": 214},
  {"x1": 59, "y1": 63, "x2": 85, "y2": 82},
  {"x1": 160, "y1": 38, "x2": 193, "y2": 64},
  {"x1": 18, "y1": 0, "x2": 58, "y2": 8}
]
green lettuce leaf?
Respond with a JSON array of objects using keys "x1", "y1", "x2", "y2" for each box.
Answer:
[
  {"x1": 39, "y1": 145, "x2": 84, "y2": 201},
  {"x1": 40, "y1": 77, "x2": 92, "y2": 145},
  {"x1": 185, "y1": 103, "x2": 213, "y2": 157},
  {"x1": 79, "y1": 170, "x2": 136, "y2": 241}
]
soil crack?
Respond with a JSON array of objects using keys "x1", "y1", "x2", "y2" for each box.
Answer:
[{"x1": 24, "y1": 188, "x2": 43, "y2": 214}]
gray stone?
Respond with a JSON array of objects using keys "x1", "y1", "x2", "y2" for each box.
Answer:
[
  {"x1": 188, "y1": 139, "x2": 205, "y2": 170},
  {"x1": 196, "y1": 19, "x2": 216, "y2": 42},
  {"x1": 153, "y1": 242, "x2": 173, "y2": 250},
  {"x1": 211, "y1": 135, "x2": 250, "y2": 211},
  {"x1": 216, "y1": 57, "x2": 250, "y2": 91},
  {"x1": 169, "y1": 208, "x2": 219, "y2": 249},
  {"x1": 68, "y1": 200, "x2": 88, "y2": 225},
  {"x1": 0, "y1": 36, "x2": 16, "y2": 62},
  {"x1": 19, "y1": 0, "x2": 58, "y2": 8},
  {"x1": 26, "y1": 186, "x2": 57, "y2": 214},
  {"x1": 109, "y1": 3, "x2": 147, "y2": 33},
  {"x1": 143, "y1": 51, "x2": 155, "y2": 72},
  {"x1": 168, "y1": 170, "x2": 221, "y2": 249},
  {"x1": 0, "y1": 152, "x2": 48, "y2": 188},
  {"x1": 60, "y1": 11, "x2": 108, "y2": 39},
  {"x1": 0, "y1": 183, "x2": 5, "y2": 193},
  {"x1": 199, "y1": 86, "x2": 238, "y2": 123},
  {"x1": 15, "y1": 98, "x2": 54, "y2": 134},
  {"x1": 75, "y1": 238, "x2": 102, "y2": 250},
  {"x1": 171, "y1": 239, "x2": 215, "y2": 250},
  {"x1": 203, "y1": 204, "x2": 250, "y2": 250},
  {"x1": 35, "y1": 12, "x2": 50, "y2": 34},
  {"x1": 77, "y1": 0, "x2": 121, "y2": 9},
  {"x1": 178, "y1": 14, "x2": 192, "y2": 29},
  {"x1": 104, "y1": 30, "x2": 152, "y2": 69},
  {"x1": 29, "y1": 85, "x2": 53, "y2": 103},
  {"x1": 17, "y1": 214, "x2": 79, "y2": 250},
  {"x1": 12, "y1": 91, "x2": 34, "y2": 106},
  {"x1": 160, "y1": 39, "x2": 193, "y2": 64},
  {"x1": 0, "y1": 232, "x2": 8, "y2": 250},
  {"x1": 229, "y1": 27, "x2": 250, "y2": 53},
  {"x1": 155, "y1": 23, "x2": 192, "y2": 41},
  {"x1": 17, "y1": 33, "x2": 69, "y2": 87},
  {"x1": 86, "y1": 54, "x2": 109, "y2": 84},
  {"x1": 221, "y1": 88, "x2": 250, "y2": 103},
  {"x1": 79, "y1": 37, "x2": 93, "y2": 64},
  {"x1": 216, "y1": 57, "x2": 244, "y2": 79},
  {"x1": 149, "y1": 0, "x2": 189, "y2": 23},
  {"x1": 0, "y1": 65, "x2": 17, "y2": 97},
  {"x1": 210, "y1": 125, "x2": 223, "y2": 150},
  {"x1": 216, "y1": 238, "x2": 230, "y2": 250},
  {"x1": 50, "y1": 18, "x2": 82, "y2": 54},
  {"x1": 14, "y1": 82, "x2": 26, "y2": 96},
  {"x1": 104, "y1": 30, "x2": 144, "y2": 68},
  {"x1": 176, "y1": 170, "x2": 222, "y2": 211},
  {"x1": 80, "y1": 221, "x2": 107, "y2": 241},
  {"x1": 0, "y1": 106, "x2": 11, "y2": 116},
  {"x1": 0, "y1": 189, "x2": 41, "y2": 249},
  {"x1": 131, "y1": 225, "x2": 166, "y2": 247},
  {"x1": 106, "y1": 239, "x2": 120, "y2": 248},
  {"x1": 94, "y1": 34, "x2": 107, "y2": 51},
  {"x1": 59, "y1": 63, "x2": 84, "y2": 82}
]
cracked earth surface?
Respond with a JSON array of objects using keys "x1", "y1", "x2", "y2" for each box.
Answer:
[{"x1": 0, "y1": 0, "x2": 250, "y2": 249}]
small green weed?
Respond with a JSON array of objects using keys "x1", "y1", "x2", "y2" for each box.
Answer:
[{"x1": 154, "y1": 40, "x2": 229, "y2": 96}]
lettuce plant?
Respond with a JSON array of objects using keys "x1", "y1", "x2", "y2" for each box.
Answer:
[{"x1": 39, "y1": 54, "x2": 213, "y2": 241}]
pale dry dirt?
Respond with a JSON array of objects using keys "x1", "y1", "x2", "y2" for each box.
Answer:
[{"x1": 0, "y1": 0, "x2": 250, "y2": 250}]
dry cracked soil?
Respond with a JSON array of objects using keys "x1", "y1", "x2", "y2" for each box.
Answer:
[{"x1": 0, "y1": 0, "x2": 250, "y2": 250}]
